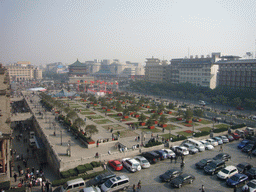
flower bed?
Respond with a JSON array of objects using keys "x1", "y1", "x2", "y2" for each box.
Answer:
[
  {"x1": 177, "y1": 117, "x2": 182, "y2": 121},
  {"x1": 186, "y1": 120, "x2": 192, "y2": 123},
  {"x1": 184, "y1": 130, "x2": 193, "y2": 133},
  {"x1": 185, "y1": 124, "x2": 193, "y2": 127},
  {"x1": 148, "y1": 126, "x2": 155, "y2": 129},
  {"x1": 140, "y1": 122, "x2": 146, "y2": 126},
  {"x1": 167, "y1": 111, "x2": 172, "y2": 114},
  {"x1": 161, "y1": 124, "x2": 167, "y2": 128},
  {"x1": 123, "y1": 116, "x2": 129, "y2": 119}
]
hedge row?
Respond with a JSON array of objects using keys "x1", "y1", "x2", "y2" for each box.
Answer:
[
  {"x1": 145, "y1": 140, "x2": 162, "y2": 148},
  {"x1": 171, "y1": 135, "x2": 187, "y2": 142},
  {"x1": 231, "y1": 123, "x2": 246, "y2": 130},
  {"x1": 52, "y1": 170, "x2": 107, "y2": 187},
  {"x1": 213, "y1": 127, "x2": 228, "y2": 133},
  {"x1": 194, "y1": 131, "x2": 210, "y2": 137},
  {"x1": 60, "y1": 163, "x2": 95, "y2": 178}
]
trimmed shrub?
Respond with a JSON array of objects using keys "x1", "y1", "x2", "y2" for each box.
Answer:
[
  {"x1": 145, "y1": 140, "x2": 162, "y2": 148},
  {"x1": 60, "y1": 171, "x2": 71, "y2": 179},
  {"x1": 213, "y1": 127, "x2": 228, "y2": 133},
  {"x1": 69, "y1": 169, "x2": 78, "y2": 176},
  {"x1": 84, "y1": 163, "x2": 93, "y2": 171},
  {"x1": 76, "y1": 165, "x2": 86, "y2": 174},
  {"x1": 90, "y1": 161, "x2": 101, "y2": 168},
  {"x1": 0, "y1": 181, "x2": 10, "y2": 190},
  {"x1": 172, "y1": 135, "x2": 187, "y2": 142},
  {"x1": 194, "y1": 131, "x2": 210, "y2": 137},
  {"x1": 231, "y1": 123, "x2": 246, "y2": 130}
]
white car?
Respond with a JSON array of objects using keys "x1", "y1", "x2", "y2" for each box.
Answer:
[
  {"x1": 220, "y1": 136, "x2": 229, "y2": 143},
  {"x1": 217, "y1": 166, "x2": 238, "y2": 180},
  {"x1": 206, "y1": 138, "x2": 218, "y2": 146},
  {"x1": 162, "y1": 149, "x2": 176, "y2": 158},
  {"x1": 134, "y1": 156, "x2": 150, "y2": 169},
  {"x1": 242, "y1": 179, "x2": 256, "y2": 192},
  {"x1": 200, "y1": 140, "x2": 214, "y2": 150},
  {"x1": 122, "y1": 158, "x2": 141, "y2": 172}
]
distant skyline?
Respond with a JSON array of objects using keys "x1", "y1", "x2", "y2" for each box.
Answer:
[{"x1": 1, "y1": 0, "x2": 256, "y2": 66}]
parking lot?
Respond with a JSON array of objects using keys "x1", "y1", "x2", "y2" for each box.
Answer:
[{"x1": 108, "y1": 139, "x2": 256, "y2": 192}]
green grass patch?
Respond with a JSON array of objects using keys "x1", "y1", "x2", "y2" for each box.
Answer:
[
  {"x1": 197, "y1": 127, "x2": 212, "y2": 132},
  {"x1": 113, "y1": 130, "x2": 138, "y2": 138},
  {"x1": 161, "y1": 133, "x2": 177, "y2": 140},
  {"x1": 94, "y1": 119, "x2": 113, "y2": 124},
  {"x1": 138, "y1": 127, "x2": 161, "y2": 133},
  {"x1": 163, "y1": 124, "x2": 177, "y2": 130},
  {"x1": 102, "y1": 124, "x2": 125, "y2": 130},
  {"x1": 198, "y1": 119, "x2": 212, "y2": 124},
  {"x1": 80, "y1": 111, "x2": 96, "y2": 115},
  {"x1": 169, "y1": 117, "x2": 181, "y2": 122},
  {"x1": 85, "y1": 115, "x2": 104, "y2": 119}
]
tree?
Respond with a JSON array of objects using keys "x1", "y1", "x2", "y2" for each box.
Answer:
[
  {"x1": 193, "y1": 109, "x2": 204, "y2": 117},
  {"x1": 177, "y1": 109, "x2": 184, "y2": 118},
  {"x1": 159, "y1": 115, "x2": 168, "y2": 125},
  {"x1": 85, "y1": 125, "x2": 98, "y2": 137},
  {"x1": 151, "y1": 104, "x2": 157, "y2": 110},
  {"x1": 146, "y1": 119, "x2": 155, "y2": 127},
  {"x1": 138, "y1": 113, "x2": 146, "y2": 122},
  {"x1": 168, "y1": 103, "x2": 175, "y2": 110},
  {"x1": 184, "y1": 108, "x2": 193, "y2": 121},
  {"x1": 122, "y1": 109, "x2": 130, "y2": 116},
  {"x1": 232, "y1": 97, "x2": 242, "y2": 107},
  {"x1": 73, "y1": 118, "x2": 85, "y2": 131},
  {"x1": 67, "y1": 111, "x2": 78, "y2": 122},
  {"x1": 151, "y1": 113, "x2": 159, "y2": 120},
  {"x1": 64, "y1": 107, "x2": 71, "y2": 114}
]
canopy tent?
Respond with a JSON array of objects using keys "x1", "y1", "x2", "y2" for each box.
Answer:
[{"x1": 52, "y1": 89, "x2": 78, "y2": 98}]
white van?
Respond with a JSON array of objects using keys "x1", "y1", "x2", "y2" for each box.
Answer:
[
  {"x1": 101, "y1": 175, "x2": 129, "y2": 192},
  {"x1": 29, "y1": 138, "x2": 36, "y2": 147},
  {"x1": 61, "y1": 178, "x2": 85, "y2": 192},
  {"x1": 186, "y1": 138, "x2": 205, "y2": 152},
  {"x1": 30, "y1": 131, "x2": 35, "y2": 139}
]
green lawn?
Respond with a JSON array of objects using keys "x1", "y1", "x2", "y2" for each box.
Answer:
[
  {"x1": 84, "y1": 115, "x2": 104, "y2": 119},
  {"x1": 162, "y1": 124, "x2": 177, "y2": 130},
  {"x1": 94, "y1": 119, "x2": 113, "y2": 124},
  {"x1": 161, "y1": 133, "x2": 178, "y2": 140},
  {"x1": 80, "y1": 111, "x2": 96, "y2": 115},
  {"x1": 113, "y1": 130, "x2": 138, "y2": 138},
  {"x1": 138, "y1": 127, "x2": 161, "y2": 133},
  {"x1": 180, "y1": 122, "x2": 199, "y2": 127},
  {"x1": 198, "y1": 119, "x2": 212, "y2": 124},
  {"x1": 102, "y1": 124, "x2": 125, "y2": 130},
  {"x1": 197, "y1": 127, "x2": 212, "y2": 132},
  {"x1": 169, "y1": 117, "x2": 181, "y2": 122}
]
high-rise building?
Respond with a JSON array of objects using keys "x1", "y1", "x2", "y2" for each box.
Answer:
[{"x1": 145, "y1": 57, "x2": 167, "y2": 83}]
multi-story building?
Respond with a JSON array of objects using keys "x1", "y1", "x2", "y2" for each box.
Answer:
[
  {"x1": 6, "y1": 62, "x2": 42, "y2": 81},
  {"x1": 145, "y1": 57, "x2": 168, "y2": 83},
  {"x1": 216, "y1": 56, "x2": 256, "y2": 88},
  {"x1": 0, "y1": 64, "x2": 12, "y2": 184},
  {"x1": 166, "y1": 53, "x2": 220, "y2": 89},
  {"x1": 46, "y1": 62, "x2": 67, "y2": 74}
]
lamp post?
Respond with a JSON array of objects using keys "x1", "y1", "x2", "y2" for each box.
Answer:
[
  {"x1": 68, "y1": 140, "x2": 71, "y2": 156},
  {"x1": 60, "y1": 130, "x2": 62, "y2": 145}
]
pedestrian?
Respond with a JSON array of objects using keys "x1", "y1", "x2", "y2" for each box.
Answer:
[
  {"x1": 233, "y1": 185, "x2": 237, "y2": 192},
  {"x1": 200, "y1": 185, "x2": 205, "y2": 192},
  {"x1": 14, "y1": 173, "x2": 17, "y2": 182},
  {"x1": 46, "y1": 180, "x2": 50, "y2": 192},
  {"x1": 133, "y1": 184, "x2": 136, "y2": 192},
  {"x1": 137, "y1": 180, "x2": 141, "y2": 190},
  {"x1": 162, "y1": 128, "x2": 165, "y2": 133},
  {"x1": 174, "y1": 155, "x2": 177, "y2": 163},
  {"x1": 180, "y1": 161, "x2": 185, "y2": 170},
  {"x1": 219, "y1": 145, "x2": 223, "y2": 152},
  {"x1": 170, "y1": 156, "x2": 173, "y2": 163},
  {"x1": 248, "y1": 150, "x2": 252, "y2": 159}
]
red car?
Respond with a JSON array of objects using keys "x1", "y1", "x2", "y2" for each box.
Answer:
[
  {"x1": 108, "y1": 160, "x2": 123, "y2": 171},
  {"x1": 231, "y1": 132, "x2": 240, "y2": 140}
]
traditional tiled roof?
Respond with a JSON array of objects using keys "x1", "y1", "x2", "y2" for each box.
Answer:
[
  {"x1": 94, "y1": 68, "x2": 113, "y2": 74},
  {"x1": 69, "y1": 59, "x2": 87, "y2": 67}
]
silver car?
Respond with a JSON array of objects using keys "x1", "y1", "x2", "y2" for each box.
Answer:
[
  {"x1": 134, "y1": 156, "x2": 150, "y2": 168},
  {"x1": 182, "y1": 143, "x2": 199, "y2": 154},
  {"x1": 220, "y1": 136, "x2": 229, "y2": 143}
]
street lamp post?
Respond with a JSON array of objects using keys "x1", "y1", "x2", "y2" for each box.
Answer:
[
  {"x1": 60, "y1": 130, "x2": 62, "y2": 145},
  {"x1": 68, "y1": 140, "x2": 71, "y2": 157}
]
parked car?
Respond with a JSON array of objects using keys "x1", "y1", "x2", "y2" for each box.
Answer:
[
  {"x1": 134, "y1": 156, "x2": 150, "y2": 169},
  {"x1": 238, "y1": 140, "x2": 252, "y2": 149},
  {"x1": 206, "y1": 138, "x2": 218, "y2": 146},
  {"x1": 242, "y1": 179, "x2": 256, "y2": 192},
  {"x1": 122, "y1": 158, "x2": 141, "y2": 173},
  {"x1": 172, "y1": 146, "x2": 189, "y2": 156},
  {"x1": 244, "y1": 127, "x2": 255, "y2": 136},
  {"x1": 226, "y1": 134, "x2": 235, "y2": 142},
  {"x1": 217, "y1": 165, "x2": 238, "y2": 180},
  {"x1": 79, "y1": 186, "x2": 101, "y2": 192},
  {"x1": 226, "y1": 173, "x2": 248, "y2": 187},
  {"x1": 213, "y1": 153, "x2": 231, "y2": 162},
  {"x1": 108, "y1": 160, "x2": 123, "y2": 171},
  {"x1": 182, "y1": 143, "x2": 199, "y2": 154},
  {"x1": 236, "y1": 162, "x2": 253, "y2": 174},
  {"x1": 253, "y1": 149, "x2": 256, "y2": 156},
  {"x1": 213, "y1": 137, "x2": 223, "y2": 145},
  {"x1": 159, "y1": 169, "x2": 182, "y2": 182},
  {"x1": 170, "y1": 173, "x2": 195, "y2": 188},
  {"x1": 204, "y1": 160, "x2": 226, "y2": 175},
  {"x1": 235, "y1": 130, "x2": 245, "y2": 138},
  {"x1": 242, "y1": 144, "x2": 254, "y2": 153},
  {"x1": 231, "y1": 133, "x2": 241, "y2": 140},
  {"x1": 200, "y1": 140, "x2": 214, "y2": 150},
  {"x1": 154, "y1": 150, "x2": 168, "y2": 160},
  {"x1": 245, "y1": 167, "x2": 256, "y2": 179},
  {"x1": 162, "y1": 149, "x2": 176, "y2": 158},
  {"x1": 141, "y1": 151, "x2": 160, "y2": 164},
  {"x1": 87, "y1": 172, "x2": 116, "y2": 187},
  {"x1": 220, "y1": 136, "x2": 229, "y2": 143},
  {"x1": 101, "y1": 175, "x2": 130, "y2": 192},
  {"x1": 195, "y1": 158, "x2": 213, "y2": 169}
]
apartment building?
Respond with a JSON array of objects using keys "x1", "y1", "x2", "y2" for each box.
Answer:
[
  {"x1": 6, "y1": 62, "x2": 42, "y2": 81},
  {"x1": 144, "y1": 57, "x2": 168, "y2": 83},
  {"x1": 0, "y1": 64, "x2": 12, "y2": 183},
  {"x1": 216, "y1": 56, "x2": 256, "y2": 88}
]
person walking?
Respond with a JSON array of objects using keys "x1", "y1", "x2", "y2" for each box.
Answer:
[
  {"x1": 14, "y1": 173, "x2": 17, "y2": 182},
  {"x1": 174, "y1": 155, "x2": 177, "y2": 163},
  {"x1": 248, "y1": 150, "x2": 252, "y2": 159},
  {"x1": 133, "y1": 184, "x2": 136, "y2": 192},
  {"x1": 137, "y1": 180, "x2": 141, "y2": 190},
  {"x1": 219, "y1": 145, "x2": 223, "y2": 152},
  {"x1": 170, "y1": 156, "x2": 173, "y2": 163},
  {"x1": 200, "y1": 185, "x2": 205, "y2": 192}
]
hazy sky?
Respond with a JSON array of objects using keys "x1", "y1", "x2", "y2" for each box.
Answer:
[{"x1": 1, "y1": 0, "x2": 256, "y2": 66}]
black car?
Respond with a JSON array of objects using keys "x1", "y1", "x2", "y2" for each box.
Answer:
[
  {"x1": 195, "y1": 158, "x2": 213, "y2": 169},
  {"x1": 87, "y1": 171, "x2": 116, "y2": 187},
  {"x1": 245, "y1": 167, "x2": 256, "y2": 179},
  {"x1": 236, "y1": 162, "x2": 253, "y2": 174},
  {"x1": 226, "y1": 134, "x2": 235, "y2": 142},
  {"x1": 159, "y1": 169, "x2": 182, "y2": 182},
  {"x1": 242, "y1": 144, "x2": 254, "y2": 153},
  {"x1": 170, "y1": 173, "x2": 195, "y2": 188},
  {"x1": 213, "y1": 153, "x2": 231, "y2": 161},
  {"x1": 141, "y1": 151, "x2": 160, "y2": 164},
  {"x1": 204, "y1": 160, "x2": 226, "y2": 175}
]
